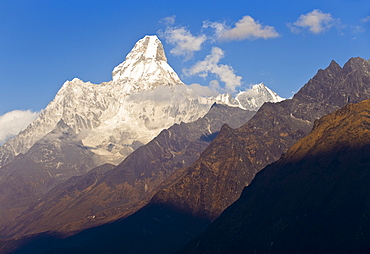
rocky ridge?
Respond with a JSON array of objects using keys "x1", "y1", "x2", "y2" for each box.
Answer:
[
  {"x1": 150, "y1": 57, "x2": 370, "y2": 221},
  {"x1": 180, "y1": 98, "x2": 370, "y2": 253}
]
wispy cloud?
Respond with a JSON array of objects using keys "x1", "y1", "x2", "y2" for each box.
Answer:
[
  {"x1": 159, "y1": 17, "x2": 207, "y2": 60},
  {"x1": 187, "y1": 83, "x2": 220, "y2": 97},
  {"x1": 183, "y1": 47, "x2": 242, "y2": 93},
  {"x1": 204, "y1": 15, "x2": 280, "y2": 40},
  {"x1": 361, "y1": 16, "x2": 370, "y2": 23},
  {"x1": 350, "y1": 25, "x2": 365, "y2": 34},
  {"x1": 0, "y1": 110, "x2": 39, "y2": 144},
  {"x1": 160, "y1": 15, "x2": 176, "y2": 26},
  {"x1": 289, "y1": 9, "x2": 336, "y2": 34}
]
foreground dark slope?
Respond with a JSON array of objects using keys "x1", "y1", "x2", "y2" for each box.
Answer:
[
  {"x1": 181, "y1": 98, "x2": 370, "y2": 254},
  {"x1": 0, "y1": 104, "x2": 254, "y2": 251}
]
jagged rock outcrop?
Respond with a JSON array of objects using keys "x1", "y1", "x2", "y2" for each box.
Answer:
[{"x1": 180, "y1": 98, "x2": 370, "y2": 254}]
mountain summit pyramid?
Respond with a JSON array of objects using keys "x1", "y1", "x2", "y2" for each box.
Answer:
[{"x1": 112, "y1": 35, "x2": 183, "y2": 92}]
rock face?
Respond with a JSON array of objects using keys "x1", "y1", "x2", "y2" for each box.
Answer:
[
  {"x1": 181, "y1": 99, "x2": 370, "y2": 254},
  {"x1": 151, "y1": 57, "x2": 370, "y2": 221},
  {"x1": 0, "y1": 104, "x2": 255, "y2": 241},
  {"x1": 0, "y1": 120, "x2": 96, "y2": 230}
]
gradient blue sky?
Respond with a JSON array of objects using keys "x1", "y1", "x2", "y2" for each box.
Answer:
[{"x1": 0, "y1": 0, "x2": 369, "y2": 116}]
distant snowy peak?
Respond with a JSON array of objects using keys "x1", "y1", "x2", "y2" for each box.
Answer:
[
  {"x1": 237, "y1": 83, "x2": 285, "y2": 110},
  {"x1": 214, "y1": 83, "x2": 285, "y2": 111},
  {"x1": 112, "y1": 35, "x2": 183, "y2": 93}
]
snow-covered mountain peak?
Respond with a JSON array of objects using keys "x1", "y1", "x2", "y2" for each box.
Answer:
[
  {"x1": 212, "y1": 83, "x2": 285, "y2": 111},
  {"x1": 111, "y1": 35, "x2": 183, "y2": 92},
  {"x1": 235, "y1": 83, "x2": 284, "y2": 110}
]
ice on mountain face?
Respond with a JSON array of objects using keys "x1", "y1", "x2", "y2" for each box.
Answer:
[{"x1": 0, "y1": 35, "x2": 284, "y2": 170}]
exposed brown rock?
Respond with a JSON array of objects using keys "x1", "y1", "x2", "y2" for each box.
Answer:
[
  {"x1": 181, "y1": 99, "x2": 370, "y2": 254},
  {"x1": 152, "y1": 57, "x2": 370, "y2": 220}
]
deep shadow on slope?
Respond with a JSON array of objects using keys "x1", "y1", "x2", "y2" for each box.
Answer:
[
  {"x1": 7, "y1": 203, "x2": 209, "y2": 254},
  {"x1": 179, "y1": 100, "x2": 370, "y2": 254}
]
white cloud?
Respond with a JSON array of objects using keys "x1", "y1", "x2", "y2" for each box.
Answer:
[
  {"x1": 204, "y1": 15, "x2": 280, "y2": 40},
  {"x1": 0, "y1": 110, "x2": 39, "y2": 144},
  {"x1": 160, "y1": 15, "x2": 176, "y2": 26},
  {"x1": 202, "y1": 20, "x2": 227, "y2": 41},
  {"x1": 183, "y1": 47, "x2": 242, "y2": 93},
  {"x1": 209, "y1": 80, "x2": 221, "y2": 92},
  {"x1": 159, "y1": 18, "x2": 207, "y2": 60},
  {"x1": 351, "y1": 25, "x2": 365, "y2": 34},
  {"x1": 290, "y1": 9, "x2": 335, "y2": 34},
  {"x1": 361, "y1": 16, "x2": 370, "y2": 23},
  {"x1": 187, "y1": 83, "x2": 220, "y2": 97}
]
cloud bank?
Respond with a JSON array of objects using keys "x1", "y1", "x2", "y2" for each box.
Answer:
[
  {"x1": 183, "y1": 47, "x2": 242, "y2": 93},
  {"x1": 0, "y1": 110, "x2": 39, "y2": 144},
  {"x1": 289, "y1": 9, "x2": 336, "y2": 34},
  {"x1": 204, "y1": 15, "x2": 280, "y2": 40}
]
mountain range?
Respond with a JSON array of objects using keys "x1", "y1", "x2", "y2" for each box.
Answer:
[
  {"x1": 150, "y1": 57, "x2": 370, "y2": 222},
  {"x1": 71, "y1": 56, "x2": 370, "y2": 254},
  {"x1": 0, "y1": 35, "x2": 283, "y2": 169},
  {"x1": 1, "y1": 54, "x2": 369, "y2": 254},
  {"x1": 1, "y1": 34, "x2": 369, "y2": 254},
  {"x1": 0, "y1": 35, "x2": 284, "y2": 253}
]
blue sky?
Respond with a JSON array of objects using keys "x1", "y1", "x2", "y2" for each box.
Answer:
[{"x1": 0, "y1": 0, "x2": 369, "y2": 141}]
